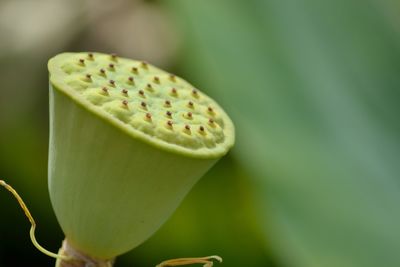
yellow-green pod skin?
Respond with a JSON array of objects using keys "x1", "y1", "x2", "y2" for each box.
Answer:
[{"x1": 48, "y1": 52, "x2": 234, "y2": 260}]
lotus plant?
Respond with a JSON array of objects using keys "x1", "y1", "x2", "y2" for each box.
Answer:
[{"x1": 1, "y1": 52, "x2": 235, "y2": 267}]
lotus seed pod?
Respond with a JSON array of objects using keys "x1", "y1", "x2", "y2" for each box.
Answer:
[{"x1": 47, "y1": 52, "x2": 235, "y2": 262}]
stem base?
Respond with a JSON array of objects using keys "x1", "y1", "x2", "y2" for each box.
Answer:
[{"x1": 56, "y1": 239, "x2": 115, "y2": 267}]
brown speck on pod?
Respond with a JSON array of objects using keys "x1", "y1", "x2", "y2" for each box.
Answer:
[
  {"x1": 101, "y1": 87, "x2": 109, "y2": 95},
  {"x1": 131, "y1": 67, "x2": 138, "y2": 74},
  {"x1": 88, "y1": 53, "x2": 94, "y2": 60},
  {"x1": 153, "y1": 76, "x2": 160, "y2": 84},
  {"x1": 100, "y1": 68, "x2": 106, "y2": 76},
  {"x1": 109, "y1": 80, "x2": 115, "y2": 86},
  {"x1": 128, "y1": 77, "x2": 134, "y2": 84},
  {"x1": 187, "y1": 112, "x2": 193, "y2": 119},
  {"x1": 140, "y1": 61, "x2": 148, "y2": 69},
  {"x1": 85, "y1": 74, "x2": 92, "y2": 82},
  {"x1": 188, "y1": 101, "x2": 194, "y2": 108},
  {"x1": 184, "y1": 125, "x2": 191, "y2": 132},
  {"x1": 122, "y1": 89, "x2": 128, "y2": 96},
  {"x1": 207, "y1": 107, "x2": 214, "y2": 114},
  {"x1": 164, "y1": 100, "x2": 171, "y2": 107},
  {"x1": 141, "y1": 101, "x2": 147, "y2": 108},
  {"x1": 199, "y1": 126, "x2": 206, "y2": 134},
  {"x1": 192, "y1": 89, "x2": 199, "y2": 97},
  {"x1": 110, "y1": 53, "x2": 118, "y2": 61},
  {"x1": 166, "y1": 111, "x2": 172, "y2": 117},
  {"x1": 108, "y1": 63, "x2": 115, "y2": 70},
  {"x1": 138, "y1": 90, "x2": 145, "y2": 97},
  {"x1": 122, "y1": 100, "x2": 129, "y2": 108},
  {"x1": 166, "y1": 120, "x2": 173, "y2": 128},
  {"x1": 208, "y1": 118, "x2": 215, "y2": 126},
  {"x1": 145, "y1": 113, "x2": 152, "y2": 121},
  {"x1": 78, "y1": 58, "x2": 85, "y2": 65},
  {"x1": 170, "y1": 88, "x2": 177, "y2": 96},
  {"x1": 145, "y1": 84, "x2": 153, "y2": 91},
  {"x1": 169, "y1": 74, "x2": 176, "y2": 82}
]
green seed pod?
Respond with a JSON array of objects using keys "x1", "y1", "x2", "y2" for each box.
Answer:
[{"x1": 47, "y1": 52, "x2": 235, "y2": 261}]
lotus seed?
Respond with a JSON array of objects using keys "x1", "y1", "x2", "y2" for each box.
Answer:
[
  {"x1": 169, "y1": 74, "x2": 176, "y2": 82},
  {"x1": 146, "y1": 84, "x2": 153, "y2": 91},
  {"x1": 141, "y1": 61, "x2": 148, "y2": 69}
]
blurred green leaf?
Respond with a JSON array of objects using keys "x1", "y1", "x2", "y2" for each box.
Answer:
[
  {"x1": 167, "y1": 0, "x2": 400, "y2": 266},
  {"x1": 122, "y1": 156, "x2": 274, "y2": 267}
]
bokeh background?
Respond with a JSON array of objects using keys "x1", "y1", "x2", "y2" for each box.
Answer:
[{"x1": 1, "y1": 0, "x2": 400, "y2": 266}]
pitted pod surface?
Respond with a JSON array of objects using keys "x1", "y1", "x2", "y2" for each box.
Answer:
[{"x1": 48, "y1": 52, "x2": 235, "y2": 158}]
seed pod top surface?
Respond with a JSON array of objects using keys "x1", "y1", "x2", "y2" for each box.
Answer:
[{"x1": 48, "y1": 52, "x2": 234, "y2": 158}]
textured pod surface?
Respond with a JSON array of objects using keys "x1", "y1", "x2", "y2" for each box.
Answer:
[
  {"x1": 48, "y1": 52, "x2": 234, "y2": 158},
  {"x1": 47, "y1": 52, "x2": 234, "y2": 259}
]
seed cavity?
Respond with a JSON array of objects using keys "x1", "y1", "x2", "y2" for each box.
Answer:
[
  {"x1": 145, "y1": 113, "x2": 152, "y2": 121},
  {"x1": 101, "y1": 87, "x2": 109, "y2": 95},
  {"x1": 169, "y1": 74, "x2": 176, "y2": 82},
  {"x1": 85, "y1": 74, "x2": 92, "y2": 82},
  {"x1": 184, "y1": 125, "x2": 191, "y2": 134},
  {"x1": 199, "y1": 126, "x2": 206, "y2": 134},
  {"x1": 166, "y1": 120, "x2": 173, "y2": 128},
  {"x1": 145, "y1": 84, "x2": 153, "y2": 91},
  {"x1": 170, "y1": 88, "x2": 177, "y2": 96},
  {"x1": 153, "y1": 76, "x2": 160, "y2": 84},
  {"x1": 110, "y1": 53, "x2": 118, "y2": 61},
  {"x1": 131, "y1": 67, "x2": 138, "y2": 74},
  {"x1": 141, "y1": 61, "x2": 148, "y2": 69}
]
